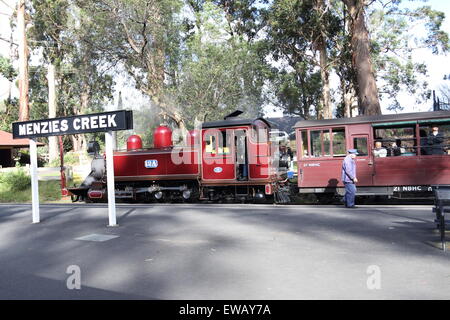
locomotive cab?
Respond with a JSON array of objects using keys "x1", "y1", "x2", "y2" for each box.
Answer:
[{"x1": 200, "y1": 116, "x2": 291, "y2": 202}]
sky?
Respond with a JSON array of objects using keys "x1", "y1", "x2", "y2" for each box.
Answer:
[
  {"x1": 389, "y1": 0, "x2": 450, "y2": 113},
  {"x1": 0, "y1": 0, "x2": 449, "y2": 118}
]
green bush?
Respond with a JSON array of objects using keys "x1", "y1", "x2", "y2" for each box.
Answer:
[
  {"x1": 0, "y1": 169, "x2": 31, "y2": 191},
  {"x1": 48, "y1": 151, "x2": 82, "y2": 167}
]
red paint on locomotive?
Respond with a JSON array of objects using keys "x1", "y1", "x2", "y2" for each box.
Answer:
[
  {"x1": 127, "y1": 135, "x2": 142, "y2": 151},
  {"x1": 154, "y1": 125, "x2": 172, "y2": 148}
]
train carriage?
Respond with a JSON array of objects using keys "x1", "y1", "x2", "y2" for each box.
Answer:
[{"x1": 294, "y1": 110, "x2": 450, "y2": 200}]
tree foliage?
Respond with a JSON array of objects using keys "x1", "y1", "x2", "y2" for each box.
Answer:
[
  {"x1": 171, "y1": 1, "x2": 267, "y2": 125},
  {"x1": 4, "y1": 0, "x2": 449, "y2": 154},
  {"x1": 368, "y1": 1, "x2": 449, "y2": 112}
]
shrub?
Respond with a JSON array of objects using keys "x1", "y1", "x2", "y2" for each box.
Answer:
[
  {"x1": 48, "y1": 151, "x2": 82, "y2": 167},
  {"x1": 0, "y1": 169, "x2": 31, "y2": 191}
]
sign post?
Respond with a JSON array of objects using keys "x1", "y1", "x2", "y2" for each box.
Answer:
[
  {"x1": 12, "y1": 110, "x2": 133, "y2": 226},
  {"x1": 105, "y1": 131, "x2": 117, "y2": 227},
  {"x1": 30, "y1": 138, "x2": 40, "y2": 223}
]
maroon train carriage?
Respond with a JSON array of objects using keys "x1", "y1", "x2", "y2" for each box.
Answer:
[
  {"x1": 68, "y1": 114, "x2": 292, "y2": 203},
  {"x1": 294, "y1": 110, "x2": 450, "y2": 202}
]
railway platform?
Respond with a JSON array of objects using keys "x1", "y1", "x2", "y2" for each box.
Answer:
[{"x1": 0, "y1": 203, "x2": 448, "y2": 299}]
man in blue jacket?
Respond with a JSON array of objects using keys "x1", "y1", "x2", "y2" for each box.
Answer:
[{"x1": 342, "y1": 149, "x2": 358, "y2": 208}]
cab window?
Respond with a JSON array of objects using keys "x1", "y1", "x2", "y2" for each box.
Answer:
[
  {"x1": 217, "y1": 130, "x2": 231, "y2": 156},
  {"x1": 251, "y1": 120, "x2": 268, "y2": 143},
  {"x1": 204, "y1": 133, "x2": 217, "y2": 155}
]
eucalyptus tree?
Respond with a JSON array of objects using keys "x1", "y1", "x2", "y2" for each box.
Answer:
[
  {"x1": 341, "y1": 0, "x2": 449, "y2": 115},
  {"x1": 368, "y1": 2, "x2": 449, "y2": 112},
  {"x1": 173, "y1": 1, "x2": 267, "y2": 127},
  {"x1": 0, "y1": 55, "x2": 18, "y2": 131},
  {"x1": 342, "y1": 0, "x2": 382, "y2": 115},
  {"x1": 263, "y1": 0, "x2": 342, "y2": 119},
  {"x1": 29, "y1": 1, "x2": 115, "y2": 152},
  {"x1": 29, "y1": 0, "x2": 70, "y2": 160},
  {"x1": 75, "y1": 0, "x2": 186, "y2": 130}
]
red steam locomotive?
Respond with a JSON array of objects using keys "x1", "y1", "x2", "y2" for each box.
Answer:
[
  {"x1": 69, "y1": 111, "x2": 292, "y2": 203},
  {"x1": 69, "y1": 109, "x2": 450, "y2": 203}
]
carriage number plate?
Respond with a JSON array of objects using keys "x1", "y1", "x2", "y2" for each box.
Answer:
[{"x1": 393, "y1": 185, "x2": 432, "y2": 192}]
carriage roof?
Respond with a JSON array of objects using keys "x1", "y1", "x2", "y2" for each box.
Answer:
[{"x1": 294, "y1": 110, "x2": 450, "y2": 129}]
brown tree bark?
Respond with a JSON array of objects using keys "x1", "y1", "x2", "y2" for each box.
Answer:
[
  {"x1": 343, "y1": 0, "x2": 382, "y2": 115},
  {"x1": 18, "y1": 0, "x2": 29, "y2": 121},
  {"x1": 47, "y1": 62, "x2": 59, "y2": 162},
  {"x1": 71, "y1": 82, "x2": 89, "y2": 153},
  {"x1": 316, "y1": 0, "x2": 332, "y2": 119},
  {"x1": 319, "y1": 42, "x2": 332, "y2": 119}
]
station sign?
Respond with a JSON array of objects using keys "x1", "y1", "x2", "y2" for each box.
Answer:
[{"x1": 12, "y1": 110, "x2": 133, "y2": 139}]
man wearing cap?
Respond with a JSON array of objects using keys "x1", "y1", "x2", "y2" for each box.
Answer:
[
  {"x1": 341, "y1": 149, "x2": 358, "y2": 208},
  {"x1": 427, "y1": 126, "x2": 445, "y2": 155}
]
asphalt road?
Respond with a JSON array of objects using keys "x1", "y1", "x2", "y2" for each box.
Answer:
[{"x1": 0, "y1": 203, "x2": 448, "y2": 299}]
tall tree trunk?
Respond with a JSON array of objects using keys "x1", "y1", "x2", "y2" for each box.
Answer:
[
  {"x1": 47, "y1": 62, "x2": 59, "y2": 162},
  {"x1": 316, "y1": 0, "x2": 332, "y2": 119},
  {"x1": 71, "y1": 83, "x2": 89, "y2": 153},
  {"x1": 18, "y1": 0, "x2": 29, "y2": 121},
  {"x1": 319, "y1": 44, "x2": 332, "y2": 119},
  {"x1": 343, "y1": 0, "x2": 381, "y2": 115}
]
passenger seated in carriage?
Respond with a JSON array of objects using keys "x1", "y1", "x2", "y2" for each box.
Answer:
[
  {"x1": 388, "y1": 139, "x2": 406, "y2": 156},
  {"x1": 373, "y1": 141, "x2": 387, "y2": 158}
]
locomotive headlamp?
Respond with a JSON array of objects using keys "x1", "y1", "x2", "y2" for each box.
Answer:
[{"x1": 87, "y1": 141, "x2": 100, "y2": 156}]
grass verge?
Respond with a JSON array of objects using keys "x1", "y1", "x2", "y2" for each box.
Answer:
[{"x1": 0, "y1": 180, "x2": 63, "y2": 203}]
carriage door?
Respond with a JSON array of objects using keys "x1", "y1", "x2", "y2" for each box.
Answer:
[
  {"x1": 235, "y1": 129, "x2": 248, "y2": 180},
  {"x1": 201, "y1": 129, "x2": 235, "y2": 180},
  {"x1": 352, "y1": 135, "x2": 374, "y2": 186},
  {"x1": 248, "y1": 124, "x2": 270, "y2": 180}
]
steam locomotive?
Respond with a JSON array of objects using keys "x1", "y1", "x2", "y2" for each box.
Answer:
[
  {"x1": 68, "y1": 111, "x2": 294, "y2": 203},
  {"x1": 68, "y1": 109, "x2": 450, "y2": 204}
]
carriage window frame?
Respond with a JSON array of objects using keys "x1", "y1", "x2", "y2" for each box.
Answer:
[
  {"x1": 353, "y1": 136, "x2": 369, "y2": 157},
  {"x1": 299, "y1": 130, "x2": 310, "y2": 158},
  {"x1": 417, "y1": 120, "x2": 450, "y2": 156},
  {"x1": 373, "y1": 125, "x2": 418, "y2": 157},
  {"x1": 301, "y1": 127, "x2": 346, "y2": 159},
  {"x1": 332, "y1": 128, "x2": 346, "y2": 157}
]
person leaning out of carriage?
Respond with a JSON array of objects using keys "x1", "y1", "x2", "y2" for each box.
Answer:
[
  {"x1": 428, "y1": 126, "x2": 445, "y2": 155},
  {"x1": 341, "y1": 149, "x2": 358, "y2": 208}
]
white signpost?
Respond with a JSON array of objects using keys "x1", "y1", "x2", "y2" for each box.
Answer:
[
  {"x1": 30, "y1": 138, "x2": 40, "y2": 223},
  {"x1": 12, "y1": 110, "x2": 133, "y2": 226},
  {"x1": 105, "y1": 131, "x2": 117, "y2": 227}
]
